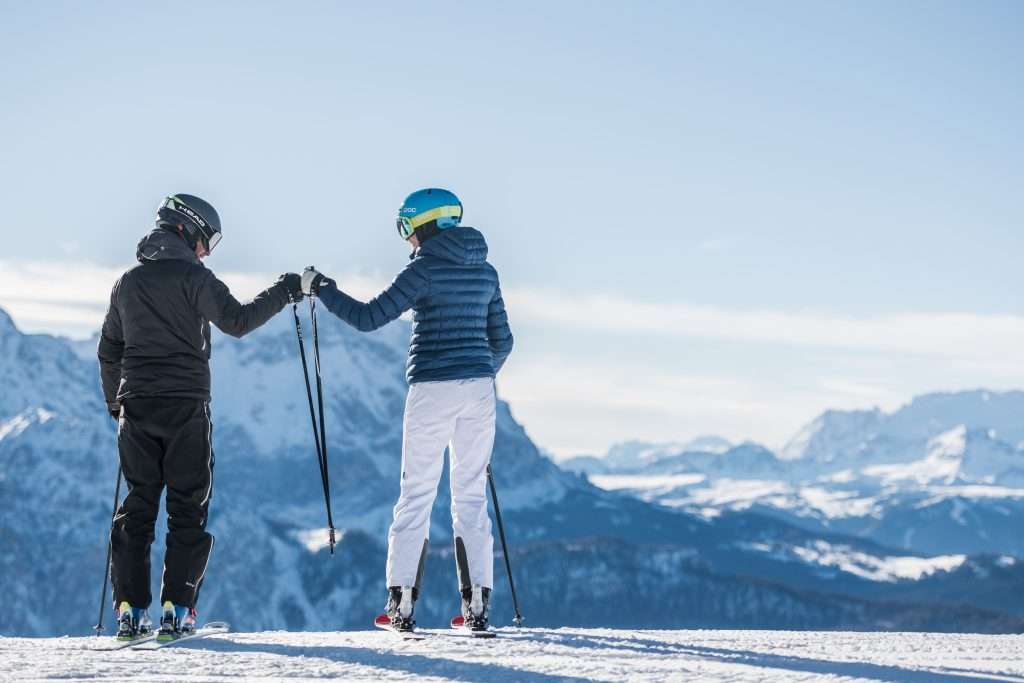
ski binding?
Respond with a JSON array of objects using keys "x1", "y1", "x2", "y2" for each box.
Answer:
[
  {"x1": 374, "y1": 614, "x2": 426, "y2": 640},
  {"x1": 450, "y1": 615, "x2": 496, "y2": 638}
]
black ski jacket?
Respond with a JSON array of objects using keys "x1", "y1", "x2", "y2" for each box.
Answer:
[{"x1": 97, "y1": 228, "x2": 290, "y2": 405}]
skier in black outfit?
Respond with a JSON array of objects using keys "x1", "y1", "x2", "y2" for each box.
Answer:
[{"x1": 97, "y1": 194, "x2": 303, "y2": 641}]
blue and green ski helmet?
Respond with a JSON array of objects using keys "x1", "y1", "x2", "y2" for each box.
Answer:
[{"x1": 396, "y1": 188, "x2": 462, "y2": 240}]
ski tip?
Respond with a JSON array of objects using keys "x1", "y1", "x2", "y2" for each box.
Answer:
[
  {"x1": 374, "y1": 614, "x2": 391, "y2": 628},
  {"x1": 202, "y1": 621, "x2": 230, "y2": 631},
  {"x1": 450, "y1": 615, "x2": 466, "y2": 629}
]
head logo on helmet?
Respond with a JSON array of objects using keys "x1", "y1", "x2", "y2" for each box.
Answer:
[
  {"x1": 173, "y1": 202, "x2": 206, "y2": 229},
  {"x1": 396, "y1": 188, "x2": 462, "y2": 241}
]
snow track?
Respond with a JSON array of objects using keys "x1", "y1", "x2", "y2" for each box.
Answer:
[{"x1": 3, "y1": 629, "x2": 1024, "y2": 682}]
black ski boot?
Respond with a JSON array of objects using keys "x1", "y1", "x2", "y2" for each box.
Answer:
[
  {"x1": 115, "y1": 601, "x2": 152, "y2": 641},
  {"x1": 383, "y1": 586, "x2": 417, "y2": 632},
  {"x1": 157, "y1": 601, "x2": 197, "y2": 642},
  {"x1": 460, "y1": 586, "x2": 491, "y2": 631}
]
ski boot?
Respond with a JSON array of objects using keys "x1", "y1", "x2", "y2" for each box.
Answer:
[
  {"x1": 115, "y1": 601, "x2": 152, "y2": 641},
  {"x1": 157, "y1": 601, "x2": 197, "y2": 642},
  {"x1": 377, "y1": 585, "x2": 417, "y2": 632},
  {"x1": 459, "y1": 585, "x2": 491, "y2": 631}
]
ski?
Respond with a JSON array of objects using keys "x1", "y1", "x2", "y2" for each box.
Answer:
[
  {"x1": 374, "y1": 614, "x2": 427, "y2": 640},
  {"x1": 449, "y1": 615, "x2": 497, "y2": 638},
  {"x1": 92, "y1": 632, "x2": 158, "y2": 651},
  {"x1": 134, "y1": 621, "x2": 230, "y2": 650}
]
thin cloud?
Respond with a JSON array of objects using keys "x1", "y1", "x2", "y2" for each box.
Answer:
[
  {"x1": 505, "y1": 288, "x2": 1024, "y2": 363},
  {"x1": 0, "y1": 260, "x2": 390, "y2": 338},
  {"x1": 497, "y1": 355, "x2": 910, "y2": 456},
  {"x1": 11, "y1": 259, "x2": 1019, "y2": 365}
]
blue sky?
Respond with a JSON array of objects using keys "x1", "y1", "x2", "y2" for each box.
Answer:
[{"x1": 1, "y1": 1, "x2": 1022, "y2": 455}]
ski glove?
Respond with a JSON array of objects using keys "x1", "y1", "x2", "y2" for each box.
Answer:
[
  {"x1": 107, "y1": 401, "x2": 121, "y2": 421},
  {"x1": 301, "y1": 266, "x2": 329, "y2": 297},
  {"x1": 278, "y1": 273, "x2": 304, "y2": 302}
]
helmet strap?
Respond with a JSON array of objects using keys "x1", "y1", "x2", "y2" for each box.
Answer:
[{"x1": 415, "y1": 220, "x2": 442, "y2": 245}]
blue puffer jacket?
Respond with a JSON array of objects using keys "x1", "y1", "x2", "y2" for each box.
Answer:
[{"x1": 318, "y1": 227, "x2": 513, "y2": 384}]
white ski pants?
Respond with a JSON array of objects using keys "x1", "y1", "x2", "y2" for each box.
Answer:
[{"x1": 386, "y1": 377, "x2": 496, "y2": 590}]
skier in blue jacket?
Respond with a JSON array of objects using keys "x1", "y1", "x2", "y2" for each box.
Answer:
[{"x1": 301, "y1": 188, "x2": 513, "y2": 632}]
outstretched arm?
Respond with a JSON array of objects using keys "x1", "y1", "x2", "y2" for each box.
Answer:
[
  {"x1": 96, "y1": 282, "x2": 125, "y2": 417},
  {"x1": 317, "y1": 262, "x2": 429, "y2": 332},
  {"x1": 487, "y1": 280, "x2": 514, "y2": 373},
  {"x1": 195, "y1": 270, "x2": 295, "y2": 338}
]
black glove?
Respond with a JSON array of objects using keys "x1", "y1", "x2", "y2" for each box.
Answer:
[
  {"x1": 301, "y1": 266, "x2": 330, "y2": 296},
  {"x1": 278, "y1": 273, "x2": 304, "y2": 302},
  {"x1": 107, "y1": 401, "x2": 121, "y2": 421}
]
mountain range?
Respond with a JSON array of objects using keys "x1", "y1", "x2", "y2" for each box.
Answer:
[
  {"x1": 2, "y1": 305, "x2": 1024, "y2": 636},
  {"x1": 563, "y1": 390, "x2": 1024, "y2": 558}
]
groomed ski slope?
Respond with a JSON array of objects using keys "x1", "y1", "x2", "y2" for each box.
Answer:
[{"x1": 3, "y1": 629, "x2": 1024, "y2": 682}]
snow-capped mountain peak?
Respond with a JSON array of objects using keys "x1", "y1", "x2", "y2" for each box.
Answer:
[
  {"x1": 681, "y1": 435, "x2": 733, "y2": 454},
  {"x1": 887, "y1": 389, "x2": 1024, "y2": 444},
  {"x1": 779, "y1": 408, "x2": 883, "y2": 462},
  {"x1": 860, "y1": 425, "x2": 967, "y2": 486},
  {"x1": 0, "y1": 307, "x2": 17, "y2": 336},
  {"x1": 603, "y1": 440, "x2": 688, "y2": 469},
  {"x1": 561, "y1": 436, "x2": 735, "y2": 476}
]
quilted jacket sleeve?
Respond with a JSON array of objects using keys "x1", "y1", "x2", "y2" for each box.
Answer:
[{"x1": 318, "y1": 261, "x2": 430, "y2": 332}]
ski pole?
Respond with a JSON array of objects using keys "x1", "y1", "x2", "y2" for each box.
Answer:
[
  {"x1": 487, "y1": 464, "x2": 523, "y2": 626},
  {"x1": 309, "y1": 294, "x2": 336, "y2": 552},
  {"x1": 289, "y1": 294, "x2": 336, "y2": 554},
  {"x1": 93, "y1": 463, "x2": 122, "y2": 635}
]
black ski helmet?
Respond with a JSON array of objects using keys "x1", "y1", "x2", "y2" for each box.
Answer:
[{"x1": 157, "y1": 194, "x2": 222, "y2": 253}]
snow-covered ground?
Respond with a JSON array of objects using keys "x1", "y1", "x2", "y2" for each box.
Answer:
[{"x1": 3, "y1": 629, "x2": 1024, "y2": 682}]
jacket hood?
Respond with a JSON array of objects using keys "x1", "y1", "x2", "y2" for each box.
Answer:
[
  {"x1": 416, "y1": 226, "x2": 488, "y2": 265},
  {"x1": 136, "y1": 227, "x2": 200, "y2": 264}
]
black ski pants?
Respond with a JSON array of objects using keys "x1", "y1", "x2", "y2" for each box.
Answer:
[{"x1": 110, "y1": 397, "x2": 215, "y2": 610}]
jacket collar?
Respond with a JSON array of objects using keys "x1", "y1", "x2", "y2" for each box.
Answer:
[
  {"x1": 136, "y1": 227, "x2": 200, "y2": 264},
  {"x1": 415, "y1": 227, "x2": 488, "y2": 265}
]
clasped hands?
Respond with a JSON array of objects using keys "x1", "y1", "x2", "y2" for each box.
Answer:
[{"x1": 278, "y1": 267, "x2": 331, "y2": 302}]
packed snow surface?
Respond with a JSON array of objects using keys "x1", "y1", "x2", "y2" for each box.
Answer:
[{"x1": 4, "y1": 628, "x2": 1024, "y2": 682}]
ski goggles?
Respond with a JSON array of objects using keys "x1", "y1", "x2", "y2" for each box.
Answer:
[
  {"x1": 161, "y1": 196, "x2": 222, "y2": 253},
  {"x1": 396, "y1": 216, "x2": 416, "y2": 240},
  {"x1": 395, "y1": 205, "x2": 462, "y2": 241},
  {"x1": 204, "y1": 230, "x2": 222, "y2": 253}
]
